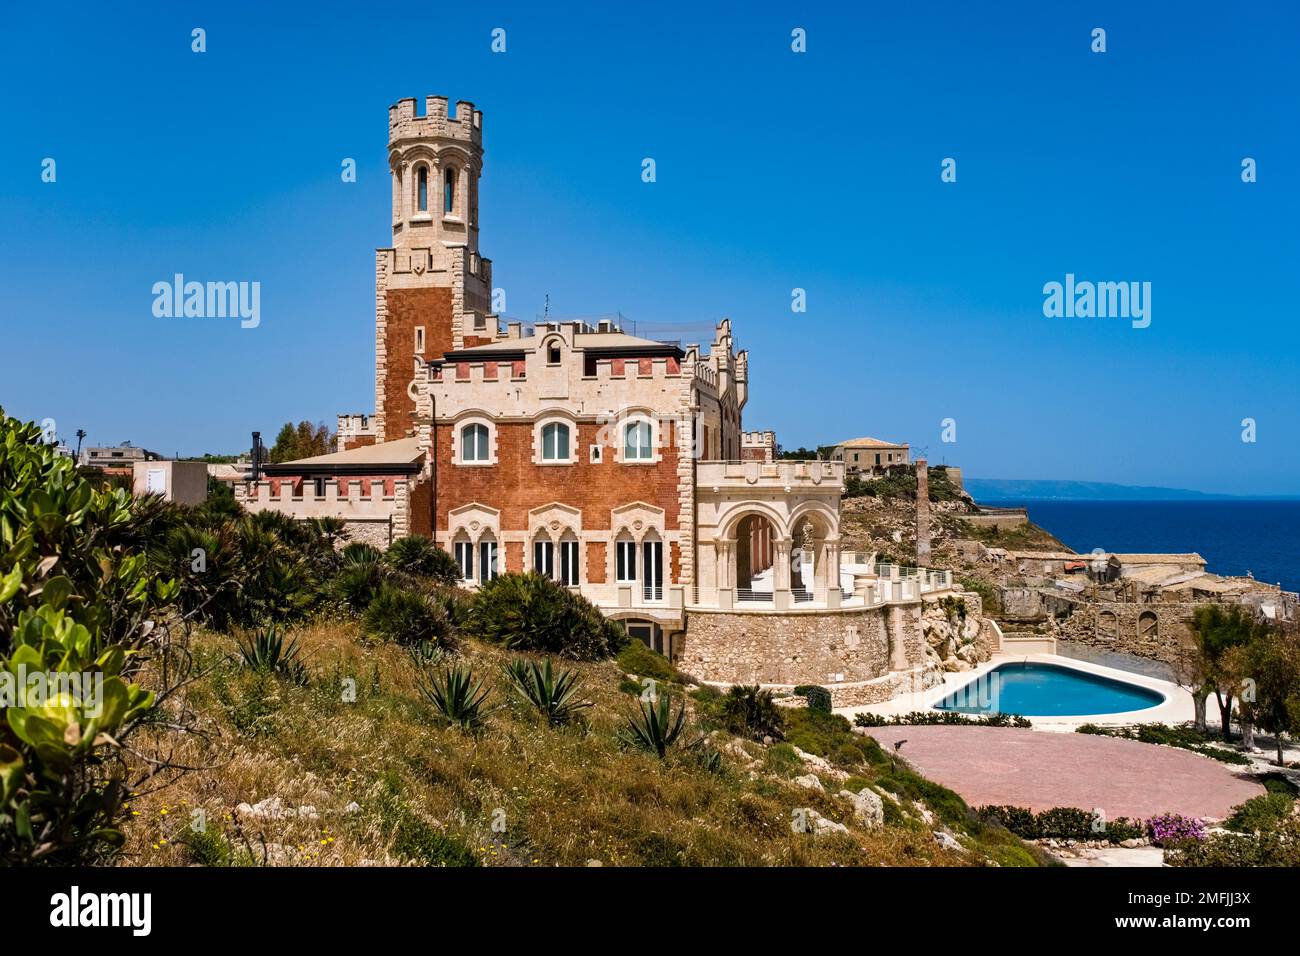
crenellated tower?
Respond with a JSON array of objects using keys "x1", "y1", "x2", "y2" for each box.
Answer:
[{"x1": 375, "y1": 95, "x2": 498, "y2": 442}]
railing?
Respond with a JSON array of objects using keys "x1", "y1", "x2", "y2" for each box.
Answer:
[
  {"x1": 642, "y1": 585, "x2": 664, "y2": 602},
  {"x1": 791, "y1": 588, "x2": 813, "y2": 604},
  {"x1": 736, "y1": 588, "x2": 773, "y2": 603}
]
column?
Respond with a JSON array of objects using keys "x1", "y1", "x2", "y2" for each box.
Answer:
[{"x1": 774, "y1": 537, "x2": 792, "y2": 610}]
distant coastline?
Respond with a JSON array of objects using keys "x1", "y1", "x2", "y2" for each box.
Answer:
[{"x1": 966, "y1": 477, "x2": 1300, "y2": 502}]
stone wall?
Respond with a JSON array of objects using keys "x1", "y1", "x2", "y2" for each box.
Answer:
[
  {"x1": 1055, "y1": 600, "x2": 1195, "y2": 669},
  {"x1": 679, "y1": 603, "x2": 923, "y2": 687}
]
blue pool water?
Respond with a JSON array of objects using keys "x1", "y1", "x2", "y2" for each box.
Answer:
[{"x1": 934, "y1": 662, "x2": 1165, "y2": 717}]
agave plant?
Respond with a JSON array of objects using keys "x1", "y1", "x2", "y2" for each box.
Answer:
[
  {"x1": 236, "y1": 625, "x2": 309, "y2": 685},
  {"x1": 621, "y1": 693, "x2": 687, "y2": 758},
  {"x1": 503, "y1": 657, "x2": 592, "y2": 726},
  {"x1": 418, "y1": 663, "x2": 493, "y2": 732}
]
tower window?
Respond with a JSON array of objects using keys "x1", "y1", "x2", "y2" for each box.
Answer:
[
  {"x1": 547, "y1": 343, "x2": 561, "y2": 365},
  {"x1": 541, "y1": 422, "x2": 570, "y2": 461},
  {"x1": 417, "y1": 167, "x2": 428, "y2": 212},
  {"x1": 624, "y1": 421, "x2": 653, "y2": 461},
  {"x1": 461, "y1": 423, "x2": 489, "y2": 462},
  {"x1": 445, "y1": 168, "x2": 456, "y2": 214}
]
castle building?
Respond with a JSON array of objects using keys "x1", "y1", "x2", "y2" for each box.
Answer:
[{"x1": 237, "y1": 96, "x2": 964, "y2": 701}]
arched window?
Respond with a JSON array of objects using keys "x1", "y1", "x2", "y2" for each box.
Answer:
[
  {"x1": 624, "y1": 421, "x2": 653, "y2": 461},
  {"x1": 461, "y1": 423, "x2": 489, "y2": 462},
  {"x1": 444, "y1": 168, "x2": 456, "y2": 214},
  {"x1": 417, "y1": 166, "x2": 428, "y2": 212},
  {"x1": 541, "y1": 422, "x2": 570, "y2": 461}
]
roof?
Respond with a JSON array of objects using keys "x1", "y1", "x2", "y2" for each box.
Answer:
[
  {"x1": 835, "y1": 436, "x2": 909, "y2": 449},
  {"x1": 1006, "y1": 551, "x2": 1090, "y2": 561},
  {"x1": 447, "y1": 330, "x2": 680, "y2": 358},
  {"x1": 261, "y1": 437, "x2": 424, "y2": 475},
  {"x1": 1109, "y1": 553, "x2": 1206, "y2": 565}
]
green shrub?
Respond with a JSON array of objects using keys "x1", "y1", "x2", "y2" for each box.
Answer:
[
  {"x1": 975, "y1": 805, "x2": 1146, "y2": 843},
  {"x1": 763, "y1": 743, "x2": 803, "y2": 777},
  {"x1": 331, "y1": 560, "x2": 390, "y2": 613},
  {"x1": 1166, "y1": 815, "x2": 1300, "y2": 867},
  {"x1": 720, "y1": 684, "x2": 785, "y2": 741},
  {"x1": 418, "y1": 663, "x2": 492, "y2": 732},
  {"x1": 181, "y1": 826, "x2": 233, "y2": 867},
  {"x1": 385, "y1": 535, "x2": 461, "y2": 584},
  {"x1": 616, "y1": 639, "x2": 679, "y2": 683},
  {"x1": 620, "y1": 693, "x2": 687, "y2": 758},
  {"x1": 793, "y1": 684, "x2": 832, "y2": 713},
  {"x1": 364, "y1": 585, "x2": 453, "y2": 647},
  {"x1": 339, "y1": 541, "x2": 382, "y2": 566},
  {"x1": 0, "y1": 409, "x2": 184, "y2": 865},
  {"x1": 855, "y1": 710, "x2": 1032, "y2": 728},
  {"x1": 1225, "y1": 792, "x2": 1295, "y2": 833},
  {"x1": 236, "y1": 625, "x2": 309, "y2": 685},
  {"x1": 466, "y1": 573, "x2": 625, "y2": 660},
  {"x1": 503, "y1": 657, "x2": 592, "y2": 726},
  {"x1": 783, "y1": 708, "x2": 884, "y2": 768}
]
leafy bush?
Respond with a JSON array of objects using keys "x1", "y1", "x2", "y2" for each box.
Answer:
[
  {"x1": 1166, "y1": 814, "x2": 1300, "y2": 867},
  {"x1": 975, "y1": 805, "x2": 1144, "y2": 843},
  {"x1": 236, "y1": 625, "x2": 309, "y2": 685},
  {"x1": 621, "y1": 693, "x2": 687, "y2": 758},
  {"x1": 466, "y1": 573, "x2": 625, "y2": 660},
  {"x1": 1075, "y1": 722, "x2": 1251, "y2": 765},
  {"x1": 339, "y1": 541, "x2": 382, "y2": 566},
  {"x1": 331, "y1": 560, "x2": 390, "y2": 614},
  {"x1": 1226, "y1": 792, "x2": 1295, "y2": 833},
  {"x1": 181, "y1": 826, "x2": 233, "y2": 867},
  {"x1": 720, "y1": 684, "x2": 785, "y2": 741},
  {"x1": 783, "y1": 708, "x2": 884, "y2": 768},
  {"x1": 503, "y1": 657, "x2": 592, "y2": 726},
  {"x1": 385, "y1": 535, "x2": 461, "y2": 585},
  {"x1": 418, "y1": 663, "x2": 492, "y2": 732},
  {"x1": 763, "y1": 742, "x2": 803, "y2": 776},
  {"x1": 0, "y1": 409, "x2": 185, "y2": 864},
  {"x1": 793, "y1": 685, "x2": 832, "y2": 713},
  {"x1": 364, "y1": 585, "x2": 453, "y2": 648},
  {"x1": 855, "y1": 710, "x2": 1032, "y2": 728},
  {"x1": 616, "y1": 639, "x2": 679, "y2": 683}
]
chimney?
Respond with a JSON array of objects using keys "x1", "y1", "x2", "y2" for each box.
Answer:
[
  {"x1": 250, "y1": 431, "x2": 263, "y2": 482},
  {"x1": 916, "y1": 459, "x2": 931, "y2": 565}
]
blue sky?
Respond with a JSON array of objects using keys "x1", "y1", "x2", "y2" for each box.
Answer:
[{"x1": 2, "y1": 1, "x2": 1297, "y2": 495}]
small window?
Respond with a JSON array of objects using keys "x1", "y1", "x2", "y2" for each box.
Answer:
[
  {"x1": 616, "y1": 540, "x2": 637, "y2": 583},
  {"x1": 415, "y1": 326, "x2": 425, "y2": 353},
  {"x1": 590, "y1": 445, "x2": 602, "y2": 464},
  {"x1": 445, "y1": 168, "x2": 456, "y2": 213},
  {"x1": 541, "y1": 422, "x2": 570, "y2": 461},
  {"x1": 417, "y1": 167, "x2": 428, "y2": 212},
  {"x1": 559, "y1": 540, "x2": 580, "y2": 586},
  {"x1": 624, "y1": 421, "x2": 653, "y2": 461},
  {"x1": 314, "y1": 478, "x2": 326, "y2": 497},
  {"x1": 547, "y1": 343, "x2": 561, "y2": 365},
  {"x1": 454, "y1": 541, "x2": 474, "y2": 580},
  {"x1": 534, "y1": 540, "x2": 554, "y2": 578},
  {"x1": 461, "y1": 423, "x2": 489, "y2": 462},
  {"x1": 478, "y1": 539, "x2": 498, "y2": 581}
]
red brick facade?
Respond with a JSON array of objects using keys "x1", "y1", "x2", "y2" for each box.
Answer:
[{"x1": 382, "y1": 286, "x2": 454, "y2": 438}]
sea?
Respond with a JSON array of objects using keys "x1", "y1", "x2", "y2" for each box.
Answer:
[{"x1": 982, "y1": 499, "x2": 1300, "y2": 594}]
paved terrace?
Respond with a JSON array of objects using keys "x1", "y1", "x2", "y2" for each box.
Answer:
[{"x1": 864, "y1": 725, "x2": 1264, "y2": 820}]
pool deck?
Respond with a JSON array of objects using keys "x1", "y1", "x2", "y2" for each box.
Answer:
[
  {"x1": 862, "y1": 724, "x2": 1264, "y2": 820},
  {"x1": 839, "y1": 652, "x2": 1194, "y2": 731}
]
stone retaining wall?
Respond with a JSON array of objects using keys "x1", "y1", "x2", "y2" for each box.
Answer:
[{"x1": 679, "y1": 603, "x2": 923, "y2": 686}]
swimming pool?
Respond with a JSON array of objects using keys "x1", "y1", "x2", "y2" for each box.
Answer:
[{"x1": 933, "y1": 662, "x2": 1165, "y2": 717}]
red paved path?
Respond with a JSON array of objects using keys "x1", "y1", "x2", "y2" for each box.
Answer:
[{"x1": 865, "y1": 726, "x2": 1263, "y2": 820}]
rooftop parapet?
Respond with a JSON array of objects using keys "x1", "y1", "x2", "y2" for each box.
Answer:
[
  {"x1": 389, "y1": 96, "x2": 483, "y2": 146},
  {"x1": 696, "y1": 459, "x2": 844, "y2": 490}
]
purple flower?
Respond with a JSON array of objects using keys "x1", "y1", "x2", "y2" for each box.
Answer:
[{"x1": 1145, "y1": 813, "x2": 1206, "y2": 847}]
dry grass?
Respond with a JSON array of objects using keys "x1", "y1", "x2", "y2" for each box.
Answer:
[{"x1": 119, "y1": 617, "x2": 1040, "y2": 867}]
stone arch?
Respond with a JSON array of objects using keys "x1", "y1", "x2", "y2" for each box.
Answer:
[
  {"x1": 1097, "y1": 609, "x2": 1119, "y2": 641},
  {"x1": 1137, "y1": 610, "x2": 1159, "y2": 641}
]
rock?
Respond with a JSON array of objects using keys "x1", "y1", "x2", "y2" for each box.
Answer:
[
  {"x1": 794, "y1": 774, "x2": 824, "y2": 792},
  {"x1": 912, "y1": 801, "x2": 934, "y2": 826},
  {"x1": 296, "y1": 805, "x2": 319, "y2": 820},
  {"x1": 805, "y1": 810, "x2": 850, "y2": 837},
  {"x1": 586, "y1": 859, "x2": 604, "y2": 867},
  {"x1": 793, "y1": 747, "x2": 850, "y2": 781},
  {"x1": 934, "y1": 830, "x2": 965, "y2": 852},
  {"x1": 1120, "y1": 838, "x2": 1145, "y2": 848},
  {"x1": 838, "y1": 788, "x2": 884, "y2": 828},
  {"x1": 237, "y1": 796, "x2": 286, "y2": 820}
]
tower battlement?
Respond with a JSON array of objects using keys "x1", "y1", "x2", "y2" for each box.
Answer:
[{"x1": 389, "y1": 96, "x2": 483, "y2": 146}]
